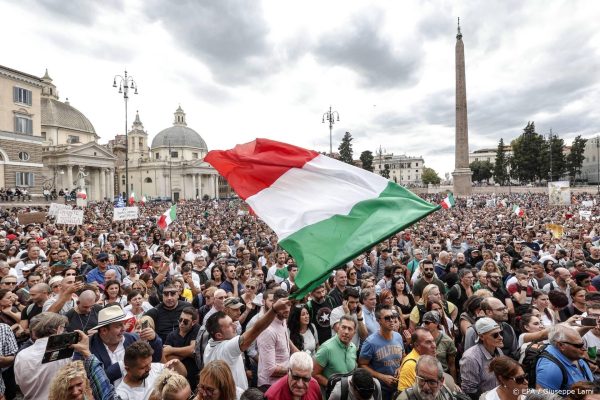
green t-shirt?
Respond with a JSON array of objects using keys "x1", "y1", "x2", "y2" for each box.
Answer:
[{"x1": 315, "y1": 335, "x2": 357, "y2": 379}]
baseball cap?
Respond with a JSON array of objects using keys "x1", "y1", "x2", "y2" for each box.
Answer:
[
  {"x1": 474, "y1": 317, "x2": 500, "y2": 340},
  {"x1": 422, "y1": 311, "x2": 441, "y2": 325},
  {"x1": 224, "y1": 297, "x2": 244, "y2": 309},
  {"x1": 96, "y1": 252, "x2": 109, "y2": 261},
  {"x1": 49, "y1": 276, "x2": 64, "y2": 287}
]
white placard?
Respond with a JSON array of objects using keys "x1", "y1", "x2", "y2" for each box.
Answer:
[
  {"x1": 113, "y1": 207, "x2": 139, "y2": 221},
  {"x1": 56, "y1": 209, "x2": 84, "y2": 225},
  {"x1": 579, "y1": 210, "x2": 592, "y2": 220},
  {"x1": 48, "y1": 203, "x2": 71, "y2": 217},
  {"x1": 582, "y1": 200, "x2": 594, "y2": 208},
  {"x1": 549, "y1": 181, "x2": 571, "y2": 205}
]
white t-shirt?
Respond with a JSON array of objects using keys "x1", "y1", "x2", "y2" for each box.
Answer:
[
  {"x1": 583, "y1": 330, "x2": 600, "y2": 356},
  {"x1": 204, "y1": 336, "x2": 248, "y2": 390},
  {"x1": 115, "y1": 363, "x2": 164, "y2": 400}
]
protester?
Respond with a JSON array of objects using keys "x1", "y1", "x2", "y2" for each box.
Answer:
[{"x1": 264, "y1": 351, "x2": 321, "y2": 400}]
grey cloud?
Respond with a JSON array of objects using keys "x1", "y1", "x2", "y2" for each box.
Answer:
[
  {"x1": 142, "y1": 0, "x2": 271, "y2": 84},
  {"x1": 24, "y1": 0, "x2": 123, "y2": 24},
  {"x1": 42, "y1": 30, "x2": 135, "y2": 64},
  {"x1": 314, "y1": 10, "x2": 423, "y2": 89}
]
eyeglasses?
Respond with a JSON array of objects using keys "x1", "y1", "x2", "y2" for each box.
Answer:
[
  {"x1": 382, "y1": 313, "x2": 400, "y2": 322},
  {"x1": 246, "y1": 285, "x2": 256, "y2": 290},
  {"x1": 198, "y1": 385, "x2": 216, "y2": 397},
  {"x1": 560, "y1": 341, "x2": 585, "y2": 349},
  {"x1": 179, "y1": 318, "x2": 191, "y2": 325},
  {"x1": 289, "y1": 370, "x2": 311, "y2": 383},
  {"x1": 3, "y1": 282, "x2": 16, "y2": 286},
  {"x1": 163, "y1": 291, "x2": 178, "y2": 297},
  {"x1": 510, "y1": 374, "x2": 528, "y2": 385},
  {"x1": 416, "y1": 376, "x2": 440, "y2": 387}
]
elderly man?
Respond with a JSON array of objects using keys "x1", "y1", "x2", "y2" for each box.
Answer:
[
  {"x1": 202, "y1": 288, "x2": 227, "y2": 325},
  {"x1": 14, "y1": 313, "x2": 71, "y2": 399},
  {"x1": 398, "y1": 327, "x2": 437, "y2": 391},
  {"x1": 265, "y1": 351, "x2": 321, "y2": 400},
  {"x1": 460, "y1": 318, "x2": 504, "y2": 400},
  {"x1": 396, "y1": 356, "x2": 459, "y2": 400},
  {"x1": 535, "y1": 325, "x2": 593, "y2": 391},
  {"x1": 44, "y1": 274, "x2": 83, "y2": 315}
]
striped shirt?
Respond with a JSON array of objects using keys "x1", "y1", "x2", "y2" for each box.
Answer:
[{"x1": 459, "y1": 344, "x2": 501, "y2": 395}]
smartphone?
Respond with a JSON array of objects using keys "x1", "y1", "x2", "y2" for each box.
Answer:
[
  {"x1": 42, "y1": 332, "x2": 80, "y2": 364},
  {"x1": 75, "y1": 275, "x2": 85, "y2": 284},
  {"x1": 142, "y1": 320, "x2": 149, "y2": 330},
  {"x1": 582, "y1": 317, "x2": 598, "y2": 327}
]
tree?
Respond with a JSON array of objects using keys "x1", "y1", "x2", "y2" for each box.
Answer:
[
  {"x1": 493, "y1": 138, "x2": 509, "y2": 185},
  {"x1": 422, "y1": 167, "x2": 441, "y2": 185},
  {"x1": 359, "y1": 150, "x2": 374, "y2": 172},
  {"x1": 510, "y1": 122, "x2": 545, "y2": 183},
  {"x1": 338, "y1": 132, "x2": 354, "y2": 164},
  {"x1": 567, "y1": 135, "x2": 588, "y2": 182},
  {"x1": 381, "y1": 164, "x2": 390, "y2": 179},
  {"x1": 547, "y1": 133, "x2": 567, "y2": 181},
  {"x1": 469, "y1": 160, "x2": 493, "y2": 183}
]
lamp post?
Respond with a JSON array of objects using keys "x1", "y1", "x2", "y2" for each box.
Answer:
[
  {"x1": 322, "y1": 106, "x2": 339, "y2": 157},
  {"x1": 112, "y1": 70, "x2": 138, "y2": 201}
]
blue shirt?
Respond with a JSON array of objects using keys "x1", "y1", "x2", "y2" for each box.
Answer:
[
  {"x1": 536, "y1": 344, "x2": 593, "y2": 390},
  {"x1": 359, "y1": 331, "x2": 404, "y2": 391},
  {"x1": 362, "y1": 305, "x2": 380, "y2": 336},
  {"x1": 86, "y1": 267, "x2": 120, "y2": 285}
]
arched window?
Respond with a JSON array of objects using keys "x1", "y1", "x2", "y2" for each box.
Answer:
[{"x1": 144, "y1": 177, "x2": 152, "y2": 183}]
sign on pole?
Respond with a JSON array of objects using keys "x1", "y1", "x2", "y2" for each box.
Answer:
[
  {"x1": 48, "y1": 203, "x2": 71, "y2": 217},
  {"x1": 56, "y1": 209, "x2": 84, "y2": 225},
  {"x1": 113, "y1": 207, "x2": 139, "y2": 221}
]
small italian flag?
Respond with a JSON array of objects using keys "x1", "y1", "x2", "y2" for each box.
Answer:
[
  {"x1": 76, "y1": 188, "x2": 87, "y2": 200},
  {"x1": 128, "y1": 192, "x2": 135, "y2": 205},
  {"x1": 499, "y1": 199, "x2": 508, "y2": 207},
  {"x1": 512, "y1": 204, "x2": 524, "y2": 217},
  {"x1": 440, "y1": 193, "x2": 455, "y2": 209},
  {"x1": 205, "y1": 138, "x2": 439, "y2": 298},
  {"x1": 141, "y1": 195, "x2": 147, "y2": 205},
  {"x1": 158, "y1": 205, "x2": 176, "y2": 230}
]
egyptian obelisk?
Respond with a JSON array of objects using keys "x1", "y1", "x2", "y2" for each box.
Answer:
[{"x1": 453, "y1": 18, "x2": 472, "y2": 196}]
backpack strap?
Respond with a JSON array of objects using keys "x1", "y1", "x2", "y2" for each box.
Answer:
[
  {"x1": 341, "y1": 376, "x2": 349, "y2": 400},
  {"x1": 405, "y1": 387, "x2": 419, "y2": 400},
  {"x1": 539, "y1": 352, "x2": 568, "y2": 390}
]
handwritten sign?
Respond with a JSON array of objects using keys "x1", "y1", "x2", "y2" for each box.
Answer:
[
  {"x1": 48, "y1": 203, "x2": 71, "y2": 217},
  {"x1": 113, "y1": 207, "x2": 139, "y2": 221},
  {"x1": 17, "y1": 212, "x2": 47, "y2": 225},
  {"x1": 56, "y1": 209, "x2": 84, "y2": 225}
]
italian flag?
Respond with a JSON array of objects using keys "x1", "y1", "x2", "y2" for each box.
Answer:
[
  {"x1": 512, "y1": 204, "x2": 524, "y2": 217},
  {"x1": 440, "y1": 193, "x2": 455, "y2": 209},
  {"x1": 128, "y1": 192, "x2": 135, "y2": 205},
  {"x1": 157, "y1": 205, "x2": 176, "y2": 230},
  {"x1": 141, "y1": 195, "x2": 147, "y2": 205},
  {"x1": 205, "y1": 139, "x2": 439, "y2": 298},
  {"x1": 76, "y1": 188, "x2": 87, "y2": 200}
]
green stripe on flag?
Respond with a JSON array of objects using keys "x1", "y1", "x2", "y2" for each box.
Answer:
[{"x1": 280, "y1": 181, "x2": 440, "y2": 298}]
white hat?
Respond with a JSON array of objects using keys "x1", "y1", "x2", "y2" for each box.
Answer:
[{"x1": 91, "y1": 305, "x2": 130, "y2": 331}]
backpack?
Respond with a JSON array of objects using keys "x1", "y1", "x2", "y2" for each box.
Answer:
[
  {"x1": 326, "y1": 371, "x2": 354, "y2": 400},
  {"x1": 522, "y1": 343, "x2": 568, "y2": 389},
  {"x1": 402, "y1": 385, "x2": 469, "y2": 400},
  {"x1": 194, "y1": 325, "x2": 210, "y2": 370}
]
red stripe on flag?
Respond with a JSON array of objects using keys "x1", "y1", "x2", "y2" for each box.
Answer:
[{"x1": 204, "y1": 139, "x2": 319, "y2": 199}]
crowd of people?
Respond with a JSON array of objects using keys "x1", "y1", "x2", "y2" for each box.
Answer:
[{"x1": 0, "y1": 192, "x2": 600, "y2": 400}]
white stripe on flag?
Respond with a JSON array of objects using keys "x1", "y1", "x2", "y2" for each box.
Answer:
[{"x1": 246, "y1": 155, "x2": 389, "y2": 240}]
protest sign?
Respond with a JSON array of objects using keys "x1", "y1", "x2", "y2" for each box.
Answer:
[
  {"x1": 48, "y1": 203, "x2": 71, "y2": 217},
  {"x1": 17, "y1": 212, "x2": 47, "y2": 225},
  {"x1": 579, "y1": 210, "x2": 592, "y2": 221},
  {"x1": 56, "y1": 209, "x2": 84, "y2": 225},
  {"x1": 549, "y1": 181, "x2": 571, "y2": 205},
  {"x1": 113, "y1": 207, "x2": 139, "y2": 221}
]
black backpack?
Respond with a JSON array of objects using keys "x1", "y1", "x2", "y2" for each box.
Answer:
[
  {"x1": 522, "y1": 343, "x2": 569, "y2": 389},
  {"x1": 402, "y1": 385, "x2": 469, "y2": 400},
  {"x1": 194, "y1": 325, "x2": 210, "y2": 370},
  {"x1": 326, "y1": 372, "x2": 380, "y2": 400}
]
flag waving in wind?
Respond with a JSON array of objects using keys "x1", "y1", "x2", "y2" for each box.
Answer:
[
  {"x1": 440, "y1": 193, "x2": 455, "y2": 209},
  {"x1": 128, "y1": 192, "x2": 135, "y2": 206},
  {"x1": 158, "y1": 205, "x2": 176, "y2": 230},
  {"x1": 205, "y1": 139, "x2": 439, "y2": 298},
  {"x1": 513, "y1": 204, "x2": 525, "y2": 217}
]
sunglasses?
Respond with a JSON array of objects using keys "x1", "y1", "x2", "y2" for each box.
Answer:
[
  {"x1": 487, "y1": 332, "x2": 502, "y2": 339},
  {"x1": 246, "y1": 285, "x2": 256, "y2": 290},
  {"x1": 510, "y1": 374, "x2": 528, "y2": 385},
  {"x1": 423, "y1": 268, "x2": 434, "y2": 272},
  {"x1": 179, "y1": 318, "x2": 191, "y2": 325},
  {"x1": 382, "y1": 313, "x2": 400, "y2": 322},
  {"x1": 3, "y1": 282, "x2": 16, "y2": 286},
  {"x1": 163, "y1": 291, "x2": 178, "y2": 297},
  {"x1": 561, "y1": 341, "x2": 585, "y2": 349},
  {"x1": 289, "y1": 370, "x2": 311, "y2": 383}
]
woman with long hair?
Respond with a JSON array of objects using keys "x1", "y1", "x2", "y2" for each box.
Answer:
[
  {"x1": 102, "y1": 280, "x2": 126, "y2": 307},
  {"x1": 421, "y1": 311, "x2": 457, "y2": 381},
  {"x1": 194, "y1": 360, "x2": 240, "y2": 400},
  {"x1": 139, "y1": 272, "x2": 160, "y2": 306},
  {"x1": 211, "y1": 265, "x2": 224, "y2": 287},
  {"x1": 287, "y1": 303, "x2": 318, "y2": 355},
  {"x1": 426, "y1": 300, "x2": 454, "y2": 338},
  {"x1": 391, "y1": 276, "x2": 415, "y2": 329},
  {"x1": 346, "y1": 266, "x2": 360, "y2": 288},
  {"x1": 532, "y1": 290, "x2": 556, "y2": 327},
  {"x1": 409, "y1": 284, "x2": 456, "y2": 330},
  {"x1": 560, "y1": 286, "x2": 586, "y2": 321},
  {"x1": 517, "y1": 313, "x2": 549, "y2": 363},
  {"x1": 481, "y1": 356, "x2": 528, "y2": 400},
  {"x1": 458, "y1": 296, "x2": 484, "y2": 338}
]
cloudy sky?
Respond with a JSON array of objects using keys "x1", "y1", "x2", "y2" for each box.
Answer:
[{"x1": 2, "y1": 0, "x2": 600, "y2": 177}]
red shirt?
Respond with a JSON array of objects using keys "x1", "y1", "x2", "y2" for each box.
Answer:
[{"x1": 265, "y1": 375, "x2": 321, "y2": 400}]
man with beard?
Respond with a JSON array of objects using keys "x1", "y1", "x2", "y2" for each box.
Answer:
[
  {"x1": 144, "y1": 282, "x2": 188, "y2": 342},
  {"x1": 257, "y1": 289, "x2": 295, "y2": 390},
  {"x1": 396, "y1": 356, "x2": 458, "y2": 400},
  {"x1": 115, "y1": 341, "x2": 187, "y2": 399},
  {"x1": 307, "y1": 284, "x2": 335, "y2": 344},
  {"x1": 412, "y1": 260, "x2": 446, "y2": 302}
]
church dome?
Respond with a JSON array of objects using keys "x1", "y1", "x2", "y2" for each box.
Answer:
[
  {"x1": 150, "y1": 106, "x2": 207, "y2": 150},
  {"x1": 41, "y1": 97, "x2": 96, "y2": 134}
]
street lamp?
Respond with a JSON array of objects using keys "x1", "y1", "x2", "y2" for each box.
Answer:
[
  {"x1": 322, "y1": 106, "x2": 339, "y2": 157},
  {"x1": 112, "y1": 70, "x2": 138, "y2": 201}
]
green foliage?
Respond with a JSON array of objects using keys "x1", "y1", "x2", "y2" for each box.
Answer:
[
  {"x1": 470, "y1": 160, "x2": 493, "y2": 183},
  {"x1": 510, "y1": 122, "x2": 546, "y2": 183},
  {"x1": 422, "y1": 167, "x2": 441, "y2": 185},
  {"x1": 566, "y1": 135, "x2": 588, "y2": 182},
  {"x1": 547, "y1": 134, "x2": 567, "y2": 181},
  {"x1": 359, "y1": 150, "x2": 374, "y2": 172},
  {"x1": 381, "y1": 164, "x2": 390, "y2": 178},
  {"x1": 338, "y1": 132, "x2": 354, "y2": 164},
  {"x1": 493, "y1": 138, "x2": 509, "y2": 185}
]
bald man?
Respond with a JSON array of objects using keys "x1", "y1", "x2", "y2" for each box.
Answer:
[
  {"x1": 202, "y1": 288, "x2": 227, "y2": 325},
  {"x1": 65, "y1": 290, "x2": 102, "y2": 334},
  {"x1": 543, "y1": 267, "x2": 577, "y2": 297},
  {"x1": 19, "y1": 283, "x2": 51, "y2": 333}
]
